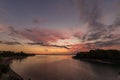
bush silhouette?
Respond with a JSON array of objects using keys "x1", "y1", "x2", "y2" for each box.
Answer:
[{"x1": 74, "y1": 49, "x2": 120, "y2": 62}]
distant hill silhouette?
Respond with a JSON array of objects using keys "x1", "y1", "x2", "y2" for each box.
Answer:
[{"x1": 73, "y1": 49, "x2": 120, "y2": 64}]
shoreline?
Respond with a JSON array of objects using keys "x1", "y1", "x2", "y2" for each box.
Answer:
[
  {"x1": 0, "y1": 57, "x2": 24, "y2": 80},
  {"x1": 0, "y1": 51, "x2": 36, "y2": 80},
  {"x1": 73, "y1": 56, "x2": 120, "y2": 65},
  {"x1": 73, "y1": 49, "x2": 120, "y2": 65}
]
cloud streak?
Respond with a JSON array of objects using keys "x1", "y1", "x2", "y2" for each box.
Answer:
[
  {"x1": 0, "y1": 0, "x2": 120, "y2": 52},
  {"x1": 21, "y1": 27, "x2": 71, "y2": 43},
  {"x1": 27, "y1": 42, "x2": 70, "y2": 49},
  {"x1": 69, "y1": 0, "x2": 120, "y2": 51},
  {"x1": 0, "y1": 41, "x2": 21, "y2": 45}
]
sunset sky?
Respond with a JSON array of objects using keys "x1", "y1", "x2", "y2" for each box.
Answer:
[{"x1": 0, "y1": 0, "x2": 120, "y2": 54}]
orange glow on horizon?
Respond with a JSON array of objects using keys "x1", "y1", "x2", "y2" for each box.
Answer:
[{"x1": 0, "y1": 44, "x2": 69, "y2": 54}]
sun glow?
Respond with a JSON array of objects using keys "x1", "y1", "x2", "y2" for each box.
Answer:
[{"x1": 51, "y1": 37, "x2": 81, "y2": 46}]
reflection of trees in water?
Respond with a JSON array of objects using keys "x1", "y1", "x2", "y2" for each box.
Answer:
[
  {"x1": 0, "y1": 56, "x2": 29, "y2": 80},
  {"x1": 0, "y1": 51, "x2": 35, "y2": 80},
  {"x1": 11, "y1": 56, "x2": 29, "y2": 63}
]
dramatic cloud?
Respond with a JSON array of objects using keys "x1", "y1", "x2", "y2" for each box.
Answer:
[
  {"x1": 71, "y1": 0, "x2": 120, "y2": 51},
  {"x1": 17, "y1": 27, "x2": 74, "y2": 49},
  {"x1": 76, "y1": 0, "x2": 106, "y2": 41},
  {"x1": 76, "y1": 0, "x2": 100, "y2": 23},
  {"x1": 95, "y1": 38, "x2": 120, "y2": 47},
  {"x1": 21, "y1": 27, "x2": 71, "y2": 43},
  {"x1": 69, "y1": 44, "x2": 91, "y2": 52},
  {"x1": 0, "y1": 0, "x2": 120, "y2": 53},
  {"x1": 73, "y1": 0, "x2": 103, "y2": 41},
  {"x1": 0, "y1": 0, "x2": 119, "y2": 53},
  {"x1": 0, "y1": 26, "x2": 73, "y2": 49},
  {"x1": 0, "y1": 41, "x2": 21, "y2": 45},
  {"x1": 27, "y1": 42, "x2": 70, "y2": 49}
]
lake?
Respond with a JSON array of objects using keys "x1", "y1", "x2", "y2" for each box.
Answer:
[{"x1": 10, "y1": 55, "x2": 120, "y2": 80}]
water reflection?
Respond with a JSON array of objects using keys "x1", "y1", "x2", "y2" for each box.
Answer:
[
  {"x1": 11, "y1": 55, "x2": 120, "y2": 80},
  {"x1": 0, "y1": 56, "x2": 27, "y2": 80}
]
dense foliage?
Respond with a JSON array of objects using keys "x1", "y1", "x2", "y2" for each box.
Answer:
[
  {"x1": 0, "y1": 51, "x2": 33, "y2": 80},
  {"x1": 0, "y1": 51, "x2": 35, "y2": 57},
  {"x1": 74, "y1": 49, "x2": 120, "y2": 60}
]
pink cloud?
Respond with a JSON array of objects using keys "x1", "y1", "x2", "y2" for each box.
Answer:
[
  {"x1": 21, "y1": 27, "x2": 71, "y2": 44},
  {"x1": 69, "y1": 42, "x2": 97, "y2": 53},
  {"x1": 69, "y1": 44, "x2": 89, "y2": 53},
  {"x1": 1, "y1": 25, "x2": 119, "y2": 52}
]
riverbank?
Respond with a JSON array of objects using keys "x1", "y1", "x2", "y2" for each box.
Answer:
[
  {"x1": 0, "y1": 57, "x2": 24, "y2": 80},
  {"x1": 0, "y1": 51, "x2": 35, "y2": 80},
  {"x1": 73, "y1": 49, "x2": 120, "y2": 64}
]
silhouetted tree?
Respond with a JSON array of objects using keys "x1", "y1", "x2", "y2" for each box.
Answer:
[{"x1": 74, "y1": 49, "x2": 120, "y2": 63}]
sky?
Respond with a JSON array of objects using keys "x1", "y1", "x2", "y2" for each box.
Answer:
[{"x1": 0, "y1": 0, "x2": 120, "y2": 54}]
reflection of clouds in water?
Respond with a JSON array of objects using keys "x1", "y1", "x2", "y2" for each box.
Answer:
[
  {"x1": 11, "y1": 56, "x2": 120, "y2": 80},
  {"x1": 11, "y1": 56, "x2": 95, "y2": 80}
]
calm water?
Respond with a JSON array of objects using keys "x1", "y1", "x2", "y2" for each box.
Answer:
[{"x1": 10, "y1": 55, "x2": 120, "y2": 80}]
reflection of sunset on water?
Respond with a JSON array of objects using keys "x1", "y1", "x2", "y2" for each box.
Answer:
[{"x1": 11, "y1": 55, "x2": 120, "y2": 80}]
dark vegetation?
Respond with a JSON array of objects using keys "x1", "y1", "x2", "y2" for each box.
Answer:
[
  {"x1": 74, "y1": 49, "x2": 120, "y2": 64},
  {"x1": 0, "y1": 64, "x2": 9, "y2": 77},
  {"x1": 0, "y1": 51, "x2": 35, "y2": 57},
  {"x1": 0, "y1": 51, "x2": 35, "y2": 80}
]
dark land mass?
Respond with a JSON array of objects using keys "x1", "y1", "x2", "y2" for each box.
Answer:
[
  {"x1": 73, "y1": 49, "x2": 120, "y2": 64},
  {"x1": 0, "y1": 51, "x2": 35, "y2": 57},
  {"x1": 0, "y1": 51, "x2": 35, "y2": 80}
]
